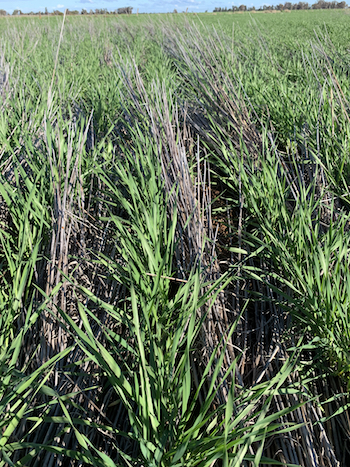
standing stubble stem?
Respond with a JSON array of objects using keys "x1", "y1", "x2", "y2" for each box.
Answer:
[{"x1": 48, "y1": 9, "x2": 67, "y2": 109}]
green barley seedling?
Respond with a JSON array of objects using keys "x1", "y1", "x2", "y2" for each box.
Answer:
[{"x1": 52, "y1": 116, "x2": 310, "y2": 466}]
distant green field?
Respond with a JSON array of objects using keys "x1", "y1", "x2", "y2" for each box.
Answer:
[
  {"x1": 198, "y1": 9, "x2": 350, "y2": 41},
  {"x1": 2, "y1": 9, "x2": 350, "y2": 48},
  {"x1": 1, "y1": 9, "x2": 350, "y2": 467}
]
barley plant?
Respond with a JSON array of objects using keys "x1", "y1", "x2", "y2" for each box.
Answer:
[{"x1": 0, "y1": 9, "x2": 350, "y2": 467}]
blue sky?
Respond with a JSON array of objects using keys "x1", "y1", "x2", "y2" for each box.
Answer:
[{"x1": 0, "y1": 0, "x2": 267, "y2": 14}]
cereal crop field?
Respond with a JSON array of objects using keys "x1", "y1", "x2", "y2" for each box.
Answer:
[{"x1": 1, "y1": 9, "x2": 350, "y2": 466}]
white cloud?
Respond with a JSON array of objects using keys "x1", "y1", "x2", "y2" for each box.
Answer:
[{"x1": 57, "y1": 4, "x2": 64, "y2": 7}]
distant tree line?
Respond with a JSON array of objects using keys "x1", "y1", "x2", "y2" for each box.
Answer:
[
  {"x1": 0, "y1": 7, "x2": 133, "y2": 16},
  {"x1": 213, "y1": 0, "x2": 347, "y2": 11},
  {"x1": 81, "y1": 7, "x2": 133, "y2": 15}
]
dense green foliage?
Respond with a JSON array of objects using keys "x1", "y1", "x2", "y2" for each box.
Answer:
[{"x1": 0, "y1": 10, "x2": 350, "y2": 466}]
